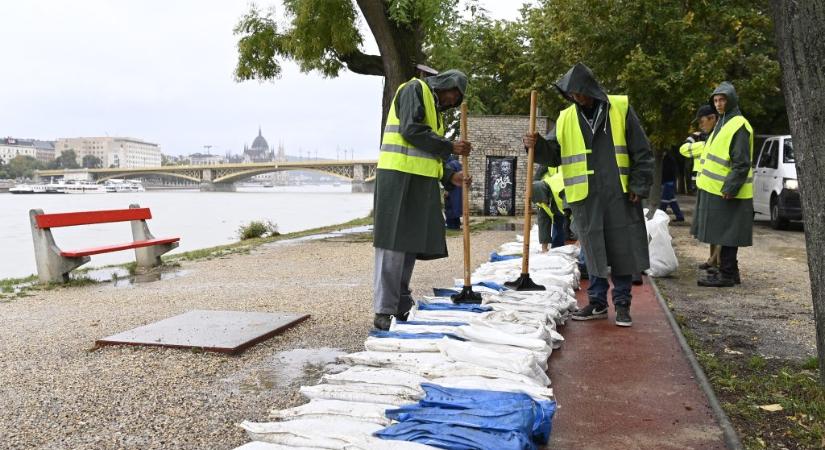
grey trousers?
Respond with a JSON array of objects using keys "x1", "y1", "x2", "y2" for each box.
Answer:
[{"x1": 373, "y1": 247, "x2": 416, "y2": 315}]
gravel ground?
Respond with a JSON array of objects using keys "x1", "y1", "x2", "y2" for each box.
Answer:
[
  {"x1": 0, "y1": 227, "x2": 515, "y2": 450},
  {"x1": 655, "y1": 195, "x2": 816, "y2": 360}
]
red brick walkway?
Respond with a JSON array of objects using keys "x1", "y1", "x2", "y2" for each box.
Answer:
[{"x1": 547, "y1": 277, "x2": 729, "y2": 449}]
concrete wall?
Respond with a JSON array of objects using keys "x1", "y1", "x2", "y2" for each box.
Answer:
[{"x1": 466, "y1": 115, "x2": 551, "y2": 215}]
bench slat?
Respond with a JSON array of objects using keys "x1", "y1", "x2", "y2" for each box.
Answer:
[
  {"x1": 36, "y1": 208, "x2": 152, "y2": 228},
  {"x1": 60, "y1": 237, "x2": 179, "y2": 258}
]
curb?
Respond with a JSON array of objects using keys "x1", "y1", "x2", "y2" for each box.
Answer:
[{"x1": 648, "y1": 277, "x2": 744, "y2": 450}]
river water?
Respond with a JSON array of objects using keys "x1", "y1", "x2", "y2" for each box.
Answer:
[{"x1": 0, "y1": 185, "x2": 373, "y2": 279}]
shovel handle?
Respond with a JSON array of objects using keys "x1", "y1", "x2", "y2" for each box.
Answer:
[
  {"x1": 460, "y1": 102, "x2": 472, "y2": 285},
  {"x1": 521, "y1": 91, "x2": 538, "y2": 273}
]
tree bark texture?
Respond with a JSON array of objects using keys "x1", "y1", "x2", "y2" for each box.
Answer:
[
  {"x1": 356, "y1": 0, "x2": 421, "y2": 135},
  {"x1": 769, "y1": 0, "x2": 825, "y2": 383}
]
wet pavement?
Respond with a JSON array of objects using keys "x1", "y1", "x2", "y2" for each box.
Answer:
[{"x1": 548, "y1": 276, "x2": 730, "y2": 450}]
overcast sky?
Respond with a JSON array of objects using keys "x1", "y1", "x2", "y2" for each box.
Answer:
[{"x1": 0, "y1": 1, "x2": 525, "y2": 158}]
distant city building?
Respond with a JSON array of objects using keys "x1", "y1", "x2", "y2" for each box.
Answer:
[
  {"x1": 33, "y1": 140, "x2": 56, "y2": 163},
  {"x1": 243, "y1": 127, "x2": 275, "y2": 163},
  {"x1": 55, "y1": 137, "x2": 161, "y2": 168},
  {"x1": 189, "y1": 152, "x2": 224, "y2": 165},
  {"x1": 1, "y1": 137, "x2": 38, "y2": 164}
]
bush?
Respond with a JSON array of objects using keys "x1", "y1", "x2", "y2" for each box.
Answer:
[{"x1": 237, "y1": 220, "x2": 279, "y2": 240}]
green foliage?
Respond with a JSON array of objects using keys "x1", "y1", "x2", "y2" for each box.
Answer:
[
  {"x1": 81, "y1": 154, "x2": 103, "y2": 169},
  {"x1": 237, "y1": 220, "x2": 280, "y2": 240},
  {"x1": 2, "y1": 155, "x2": 43, "y2": 179},
  {"x1": 50, "y1": 150, "x2": 80, "y2": 169}
]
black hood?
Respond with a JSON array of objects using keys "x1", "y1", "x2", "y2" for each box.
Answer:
[
  {"x1": 709, "y1": 81, "x2": 742, "y2": 129},
  {"x1": 426, "y1": 69, "x2": 467, "y2": 109},
  {"x1": 554, "y1": 63, "x2": 609, "y2": 104}
]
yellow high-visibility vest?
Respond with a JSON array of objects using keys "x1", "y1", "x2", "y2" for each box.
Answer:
[
  {"x1": 542, "y1": 167, "x2": 565, "y2": 211},
  {"x1": 378, "y1": 78, "x2": 445, "y2": 178},
  {"x1": 695, "y1": 116, "x2": 754, "y2": 199},
  {"x1": 679, "y1": 141, "x2": 707, "y2": 173},
  {"x1": 555, "y1": 95, "x2": 629, "y2": 203}
]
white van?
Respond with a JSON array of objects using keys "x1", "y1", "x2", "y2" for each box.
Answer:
[{"x1": 752, "y1": 135, "x2": 802, "y2": 229}]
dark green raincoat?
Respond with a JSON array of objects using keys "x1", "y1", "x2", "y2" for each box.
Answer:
[
  {"x1": 691, "y1": 82, "x2": 754, "y2": 247},
  {"x1": 534, "y1": 64, "x2": 654, "y2": 277},
  {"x1": 373, "y1": 70, "x2": 467, "y2": 259}
]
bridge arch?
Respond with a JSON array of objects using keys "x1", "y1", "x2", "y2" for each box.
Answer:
[
  {"x1": 96, "y1": 171, "x2": 201, "y2": 183},
  {"x1": 214, "y1": 167, "x2": 354, "y2": 184}
]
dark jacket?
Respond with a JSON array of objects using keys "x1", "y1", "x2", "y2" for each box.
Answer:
[
  {"x1": 691, "y1": 81, "x2": 754, "y2": 247},
  {"x1": 534, "y1": 63, "x2": 653, "y2": 277},
  {"x1": 373, "y1": 70, "x2": 467, "y2": 258}
]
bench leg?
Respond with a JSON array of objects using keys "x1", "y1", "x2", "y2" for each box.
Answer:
[
  {"x1": 129, "y1": 204, "x2": 179, "y2": 269},
  {"x1": 29, "y1": 209, "x2": 90, "y2": 283}
]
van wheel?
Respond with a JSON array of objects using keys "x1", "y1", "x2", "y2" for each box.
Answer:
[{"x1": 770, "y1": 197, "x2": 789, "y2": 230}]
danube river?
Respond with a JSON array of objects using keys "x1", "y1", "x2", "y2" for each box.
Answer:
[{"x1": 0, "y1": 185, "x2": 373, "y2": 279}]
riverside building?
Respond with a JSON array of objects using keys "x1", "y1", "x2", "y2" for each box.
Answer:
[{"x1": 55, "y1": 137, "x2": 161, "y2": 168}]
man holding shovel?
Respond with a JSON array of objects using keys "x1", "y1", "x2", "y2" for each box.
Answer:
[
  {"x1": 523, "y1": 63, "x2": 653, "y2": 327},
  {"x1": 372, "y1": 69, "x2": 472, "y2": 331}
]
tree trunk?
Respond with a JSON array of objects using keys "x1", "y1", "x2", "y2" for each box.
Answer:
[
  {"x1": 356, "y1": 0, "x2": 420, "y2": 136},
  {"x1": 646, "y1": 148, "x2": 664, "y2": 220},
  {"x1": 769, "y1": 0, "x2": 825, "y2": 384}
]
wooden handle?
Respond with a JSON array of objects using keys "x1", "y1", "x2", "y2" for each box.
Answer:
[
  {"x1": 521, "y1": 91, "x2": 538, "y2": 273},
  {"x1": 460, "y1": 102, "x2": 472, "y2": 285}
]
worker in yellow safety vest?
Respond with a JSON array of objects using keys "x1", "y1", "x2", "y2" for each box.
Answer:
[
  {"x1": 691, "y1": 81, "x2": 754, "y2": 288},
  {"x1": 532, "y1": 165, "x2": 567, "y2": 252},
  {"x1": 679, "y1": 104, "x2": 718, "y2": 193}
]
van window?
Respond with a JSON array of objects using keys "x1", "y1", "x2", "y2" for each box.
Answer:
[
  {"x1": 783, "y1": 139, "x2": 794, "y2": 163},
  {"x1": 753, "y1": 140, "x2": 766, "y2": 168},
  {"x1": 758, "y1": 140, "x2": 778, "y2": 169}
]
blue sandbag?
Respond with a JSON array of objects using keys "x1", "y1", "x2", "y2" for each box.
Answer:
[
  {"x1": 401, "y1": 320, "x2": 467, "y2": 327},
  {"x1": 368, "y1": 330, "x2": 464, "y2": 341},
  {"x1": 490, "y1": 251, "x2": 521, "y2": 262},
  {"x1": 474, "y1": 280, "x2": 509, "y2": 291},
  {"x1": 386, "y1": 404, "x2": 533, "y2": 435},
  {"x1": 433, "y1": 287, "x2": 459, "y2": 297},
  {"x1": 418, "y1": 384, "x2": 555, "y2": 444},
  {"x1": 418, "y1": 303, "x2": 492, "y2": 313},
  {"x1": 375, "y1": 421, "x2": 536, "y2": 450}
]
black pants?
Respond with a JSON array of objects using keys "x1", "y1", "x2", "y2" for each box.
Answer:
[{"x1": 719, "y1": 246, "x2": 739, "y2": 278}]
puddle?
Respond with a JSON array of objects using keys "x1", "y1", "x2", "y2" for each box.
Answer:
[
  {"x1": 222, "y1": 347, "x2": 347, "y2": 394},
  {"x1": 75, "y1": 267, "x2": 190, "y2": 287},
  {"x1": 265, "y1": 226, "x2": 373, "y2": 247}
]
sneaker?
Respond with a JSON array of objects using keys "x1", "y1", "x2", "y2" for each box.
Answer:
[
  {"x1": 697, "y1": 273, "x2": 735, "y2": 287},
  {"x1": 572, "y1": 304, "x2": 608, "y2": 321},
  {"x1": 615, "y1": 306, "x2": 633, "y2": 327},
  {"x1": 373, "y1": 314, "x2": 392, "y2": 330}
]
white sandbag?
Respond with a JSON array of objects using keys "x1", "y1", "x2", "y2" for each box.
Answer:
[
  {"x1": 338, "y1": 351, "x2": 448, "y2": 369},
  {"x1": 240, "y1": 418, "x2": 382, "y2": 448},
  {"x1": 269, "y1": 399, "x2": 395, "y2": 426},
  {"x1": 233, "y1": 441, "x2": 320, "y2": 450},
  {"x1": 406, "y1": 309, "x2": 483, "y2": 323},
  {"x1": 390, "y1": 321, "x2": 464, "y2": 335},
  {"x1": 644, "y1": 208, "x2": 679, "y2": 277},
  {"x1": 364, "y1": 336, "x2": 441, "y2": 353},
  {"x1": 431, "y1": 375, "x2": 555, "y2": 401},
  {"x1": 322, "y1": 366, "x2": 428, "y2": 392},
  {"x1": 436, "y1": 339, "x2": 550, "y2": 386},
  {"x1": 240, "y1": 419, "x2": 437, "y2": 449},
  {"x1": 454, "y1": 326, "x2": 552, "y2": 360},
  {"x1": 299, "y1": 384, "x2": 418, "y2": 406}
]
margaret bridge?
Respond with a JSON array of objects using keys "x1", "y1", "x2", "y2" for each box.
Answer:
[{"x1": 34, "y1": 160, "x2": 379, "y2": 192}]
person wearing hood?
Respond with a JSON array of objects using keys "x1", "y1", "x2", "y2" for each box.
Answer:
[
  {"x1": 372, "y1": 69, "x2": 472, "y2": 331},
  {"x1": 523, "y1": 63, "x2": 654, "y2": 327},
  {"x1": 691, "y1": 81, "x2": 754, "y2": 287},
  {"x1": 532, "y1": 164, "x2": 567, "y2": 251}
]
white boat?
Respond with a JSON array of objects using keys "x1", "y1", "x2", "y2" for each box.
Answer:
[
  {"x1": 62, "y1": 181, "x2": 107, "y2": 194},
  {"x1": 104, "y1": 179, "x2": 145, "y2": 193},
  {"x1": 9, "y1": 184, "x2": 47, "y2": 194}
]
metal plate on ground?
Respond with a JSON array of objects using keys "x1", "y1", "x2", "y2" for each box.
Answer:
[{"x1": 96, "y1": 310, "x2": 310, "y2": 354}]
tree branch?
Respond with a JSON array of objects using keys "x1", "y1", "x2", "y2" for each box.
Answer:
[{"x1": 340, "y1": 50, "x2": 385, "y2": 76}]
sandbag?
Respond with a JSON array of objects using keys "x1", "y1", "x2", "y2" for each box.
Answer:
[
  {"x1": 644, "y1": 208, "x2": 679, "y2": 277},
  {"x1": 269, "y1": 399, "x2": 396, "y2": 426}
]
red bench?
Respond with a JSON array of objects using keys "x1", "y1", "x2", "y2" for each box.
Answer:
[{"x1": 29, "y1": 204, "x2": 180, "y2": 283}]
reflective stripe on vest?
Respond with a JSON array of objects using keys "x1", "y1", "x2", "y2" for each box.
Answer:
[
  {"x1": 378, "y1": 78, "x2": 445, "y2": 178},
  {"x1": 555, "y1": 95, "x2": 629, "y2": 203},
  {"x1": 695, "y1": 116, "x2": 754, "y2": 199}
]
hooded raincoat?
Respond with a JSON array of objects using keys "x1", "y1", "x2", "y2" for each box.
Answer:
[
  {"x1": 691, "y1": 82, "x2": 754, "y2": 247},
  {"x1": 533, "y1": 64, "x2": 654, "y2": 277},
  {"x1": 373, "y1": 70, "x2": 467, "y2": 259}
]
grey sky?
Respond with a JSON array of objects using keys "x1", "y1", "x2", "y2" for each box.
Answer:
[{"x1": 0, "y1": 1, "x2": 525, "y2": 158}]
